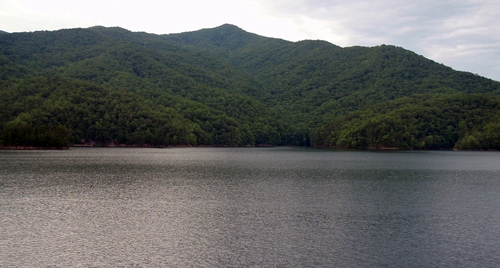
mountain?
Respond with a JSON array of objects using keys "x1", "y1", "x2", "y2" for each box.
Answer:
[{"x1": 1, "y1": 25, "x2": 499, "y2": 149}]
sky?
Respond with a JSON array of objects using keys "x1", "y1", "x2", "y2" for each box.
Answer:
[{"x1": 1, "y1": 0, "x2": 499, "y2": 81}]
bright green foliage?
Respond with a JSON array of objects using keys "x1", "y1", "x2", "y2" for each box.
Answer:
[
  {"x1": 1, "y1": 25, "x2": 499, "y2": 149},
  {"x1": 455, "y1": 115, "x2": 500, "y2": 150},
  {"x1": 311, "y1": 94, "x2": 500, "y2": 149}
]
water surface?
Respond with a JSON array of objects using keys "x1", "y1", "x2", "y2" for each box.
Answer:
[{"x1": 1, "y1": 147, "x2": 500, "y2": 267}]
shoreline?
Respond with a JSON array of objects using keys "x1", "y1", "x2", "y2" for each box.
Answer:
[
  {"x1": 2, "y1": 145, "x2": 498, "y2": 151},
  {"x1": 0, "y1": 146, "x2": 69, "y2": 150}
]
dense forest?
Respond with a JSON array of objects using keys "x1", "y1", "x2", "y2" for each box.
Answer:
[{"x1": 1, "y1": 24, "x2": 499, "y2": 149}]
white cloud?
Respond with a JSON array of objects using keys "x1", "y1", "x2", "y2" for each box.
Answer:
[
  {"x1": 413, "y1": 1, "x2": 500, "y2": 80},
  {"x1": 0, "y1": 0, "x2": 91, "y2": 31}
]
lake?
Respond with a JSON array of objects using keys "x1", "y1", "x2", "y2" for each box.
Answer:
[{"x1": 1, "y1": 147, "x2": 500, "y2": 267}]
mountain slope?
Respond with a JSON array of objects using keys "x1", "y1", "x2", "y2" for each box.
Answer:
[
  {"x1": 166, "y1": 27, "x2": 499, "y2": 103},
  {"x1": 1, "y1": 25, "x2": 499, "y2": 149},
  {"x1": 0, "y1": 27, "x2": 299, "y2": 147},
  {"x1": 164, "y1": 26, "x2": 500, "y2": 128}
]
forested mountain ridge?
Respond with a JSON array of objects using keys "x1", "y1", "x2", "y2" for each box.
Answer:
[{"x1": 1, "y1": 25, "x2": 499, "y2": 149}]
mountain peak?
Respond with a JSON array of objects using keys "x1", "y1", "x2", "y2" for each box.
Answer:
[
  {"x1": 214, "y1": 23, "x2": 243, "y2": 30},
  {"x1": 163, "y1": 23, "x2": 268, "y2": 52}
]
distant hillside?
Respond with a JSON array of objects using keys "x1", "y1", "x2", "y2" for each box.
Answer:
[{"x1": 1, "y1": 25, "x2": 499, "y2": 149}]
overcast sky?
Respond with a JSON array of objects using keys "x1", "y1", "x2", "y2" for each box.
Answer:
[{"x1": 1, "y1": 0, "x2": 499, "y2": 81}]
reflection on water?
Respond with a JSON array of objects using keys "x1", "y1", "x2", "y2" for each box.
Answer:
[{"x1": 1, "y1": 148, "x2": 500, "y2": 267}]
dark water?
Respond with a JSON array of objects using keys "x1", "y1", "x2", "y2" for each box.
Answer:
[{"x1": 1, "y1": 147, "x2": 500, "y2": 267}]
